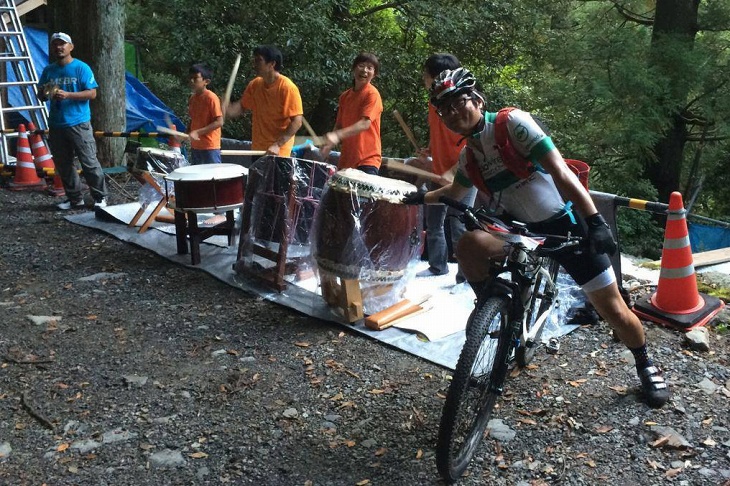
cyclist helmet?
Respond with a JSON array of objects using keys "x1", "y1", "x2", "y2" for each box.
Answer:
[{"x1": 430, "y1": 67, "x2": 476, "y2": 107}]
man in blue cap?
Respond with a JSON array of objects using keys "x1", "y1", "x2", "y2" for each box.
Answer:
[{"x1": 38, "y1": 32, "x2": 107, "y2": 210}]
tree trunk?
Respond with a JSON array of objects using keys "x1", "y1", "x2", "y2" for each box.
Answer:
[
  {"x1": 646, "y1": 0, "x2": 700, "y2": 203},
  {"x1": 48, "y1": 0, "x2": 126, "y2": 168}
]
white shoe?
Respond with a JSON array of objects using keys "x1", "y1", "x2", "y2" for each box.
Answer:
[
  {"x1": 57, "y1": 199, "x2": 85, "y2": 210},
  {"x1": 94, "y1": 197, "x2": 108, "y2": 209}
]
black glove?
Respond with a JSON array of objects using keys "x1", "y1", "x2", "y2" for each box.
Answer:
[
  {"x1": 586, "y1": 213, "x2": 617, "y2": 255},
  {"x1": 402, "y1": 191, "x2": 426, "y2": 205}
]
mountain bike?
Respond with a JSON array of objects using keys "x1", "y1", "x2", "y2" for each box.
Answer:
[{"x1": 435, "y1": 197, "x2": 582, "y2": 483}]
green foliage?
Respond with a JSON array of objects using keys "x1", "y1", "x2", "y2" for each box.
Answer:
[{"x1": 123, "y1": 0, "x2": 730, "y2": 257}]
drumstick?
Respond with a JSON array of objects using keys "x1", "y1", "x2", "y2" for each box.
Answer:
[
  {"x1": 156, "y1": 125, "x2": 190, "y2": 139},
  {"x1": 383, "y1": 158, "x2": 443, "y2": 182},
  {"x1": 221, "y1": 149, "x2": 266, "y2": 156},
  {"x1": 392, "y1": 109, "x2": 420, "y2": 152},
  {"x1": 222, "y1": 53, "x2": 242, "y2": 117},
  {"x1": 301, "y1": 117, "x2": 323, "y2": 146}
]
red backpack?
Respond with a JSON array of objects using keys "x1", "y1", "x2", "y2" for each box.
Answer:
[{"x1": 464, "y1": 107, "x2": 590, "y2": 196}]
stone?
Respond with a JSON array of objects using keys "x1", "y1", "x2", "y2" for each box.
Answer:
[
  {"x1": 149, "y1": 449, "x2": 186, "y2": 468},
  {"x1": 684, "y1": 327, "x2": 710, "y2": 352},
  {"x1": 487, "y1": 419, "x2": 516, "y2": 443}
]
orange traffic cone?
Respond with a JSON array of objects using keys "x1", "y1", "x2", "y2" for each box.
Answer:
[
  {"x1": 27, "y1": 122, "x2": 55, "y2": 171},
  {"x1": 168, "y1": 124, "x2": 181, "y2": 153},
  {"x1": 633, "y1": 191, "x2": 725, "y2": 329},
  {"x1": 47, "y1": 168, "x2": 66, "y2": 197},
  {"x1": 8, "y1": 124, "x2": 46, "y2": 191}
]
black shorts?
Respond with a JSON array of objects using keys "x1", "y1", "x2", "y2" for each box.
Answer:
[{"x1": 525, "y1": 213, "x2": 613, "y2": 290}]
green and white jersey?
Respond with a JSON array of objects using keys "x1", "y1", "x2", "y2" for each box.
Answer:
[{"x1": 455, "y1": 108, "x2": 565, "y2": 223}]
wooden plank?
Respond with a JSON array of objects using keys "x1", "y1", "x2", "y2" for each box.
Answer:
[
  {"x1": 648, "y1": 247, "x2": 730, "y2": 268},
  {"x1": 692, "y1": 247, "x2": 730, "y2": 267}
]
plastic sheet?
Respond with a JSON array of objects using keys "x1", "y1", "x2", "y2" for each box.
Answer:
[
  {"x1": 235, "y1": 155, "x2": 337, "y2": 272},
  {"x1": 311, "y1": 169, "x2": 423, "y2": 314},
  {"x1": 127, "y1": 147, "x2": 188, "y2": 206}
]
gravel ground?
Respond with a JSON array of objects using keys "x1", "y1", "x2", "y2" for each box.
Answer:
[{"x1": 1, "y1": 186, "x2": 729, "y2": 486}]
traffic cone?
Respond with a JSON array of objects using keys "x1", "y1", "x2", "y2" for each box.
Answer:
[
  {"x1": 47, "y1": 168, "x2": 66, "y2": 197},
  {"x1": 8, "y1": 124, "x2": 46, "y2": 191},
  {"x1": 27, "y1": 122, "x2": 55, "y2": 171},
  {"x1": 633, "y1": 191, "x2": 725, "y2": 330},
  {"x1": 168, "y1": 124, "x2": 181, "y2": 153}
]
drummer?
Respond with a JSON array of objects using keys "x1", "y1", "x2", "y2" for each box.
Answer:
[
  {"x1": 320, "y1": 53, "x2": 383, "y2": 175},
  {"x1": 224, "y1": 45, "x2": 303, "y2": 157},
  {"x1": 187, "y1": 63, "x2": 223, "y2": 165}
]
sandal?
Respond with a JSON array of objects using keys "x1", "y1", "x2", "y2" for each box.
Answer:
[{"x1": 638, "y1": 365, "x2": 670, "y2": 408}]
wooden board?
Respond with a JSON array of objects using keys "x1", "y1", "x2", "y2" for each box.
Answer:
[{"x1": 649, "y1": 247, "x2": 730, "y2": 268}]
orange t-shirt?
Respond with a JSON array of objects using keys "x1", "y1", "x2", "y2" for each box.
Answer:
[
  {"x1": 188, "y1": 89, "x2": 222, "y2": 150},
  {"x1": 241, "y1": 74, "x2": 303, "y2": 156},
  {"x1": 428, "y1": 103, "x2": 465, "y2": 175},
  {"x1": 335, "y1": 82, "x2": 383, "y2": 170}
]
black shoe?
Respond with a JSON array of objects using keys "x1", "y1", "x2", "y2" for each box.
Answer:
[{"x1": 638, "y1": 365, "x2": 670, "y2": 408}]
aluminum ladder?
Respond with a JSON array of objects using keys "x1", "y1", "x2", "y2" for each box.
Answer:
[{"x1": 0, "y1": 0, "x2": 48, "y2": 165}]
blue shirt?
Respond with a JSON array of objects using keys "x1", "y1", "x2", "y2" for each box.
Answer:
[{"x1": 38, "y1": 58, "x2": 98, "y2": 128}]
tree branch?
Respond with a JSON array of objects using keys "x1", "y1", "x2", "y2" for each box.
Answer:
[
  {"x1": 353, "y1": 0, "x2": 411, "y2": 18},
  {"x1": 611, "y1": 1, "x2": 654, "y2": 26}
]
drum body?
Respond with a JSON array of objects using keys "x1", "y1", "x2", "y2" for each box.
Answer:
[
  {"x1": 130, "y1": 147, "x2": 186, "y2": 174},
  {"x1": 165, "y1": 163, "x2": 247, "y2": 211},
  {"x1": 313, "y1": 169, "x2": 421, "y2": 282}
]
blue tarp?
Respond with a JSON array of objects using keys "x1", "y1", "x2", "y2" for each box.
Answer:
[
  {"x1": 6, "y1": 26, "x2": 184, "y2": 132},
  {"x1": 688, "y1": 222, "x2": 730, "y2": 253}
]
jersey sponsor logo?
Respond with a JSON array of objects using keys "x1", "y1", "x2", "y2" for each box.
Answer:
[{"x1": 513, "y1": 123, "x2": 529, "y2": 143}]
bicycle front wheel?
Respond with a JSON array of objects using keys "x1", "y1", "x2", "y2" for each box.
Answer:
[{"x1": 436, "y1": 296, "x2": 514, "y2": 483}]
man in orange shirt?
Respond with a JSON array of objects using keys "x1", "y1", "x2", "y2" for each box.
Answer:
[
  {"x1": 412, "y1": 54, "x2": 477, "y2": 280},
  {"x1": 320, "y1": 53, "x2": 383, "y2": 175},
  {"x1": 188, "y1": 63, "x2": 223, "y2": 164},
  {"x1": 224, "y1": 45, "x2": 303, "y2": 157}
]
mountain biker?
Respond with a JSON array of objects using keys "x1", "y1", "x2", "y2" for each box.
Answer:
[{"x1": 403, "y1": 68, "x2": 670, "y2": 408}]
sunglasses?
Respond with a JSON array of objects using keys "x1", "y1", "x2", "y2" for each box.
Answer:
[{"x1": 436, "y1": 97, "x2": 472, "y2": 117}]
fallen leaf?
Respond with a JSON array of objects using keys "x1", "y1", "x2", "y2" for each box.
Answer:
[
  {"x1": 345, "y1": 440, "x2": 356, "y2": 447},
  {"x1": 701, "y1": 417, "x2": 713, "y2": 426},
  {"x1": 189, "y1": 451, "x2": 208, "y2": 458},
  {"x1": 436, "y1": 392, "x2": 447, "y2": 399},
  {"x1": 226, "y1": 349, "x2": 239, "y2": 356},
  {"x1": 595, "y1": 425, "x2": 613, "y2": 434},
  {"x1": 86, "y1": 315, "x2": 97, "y2": 320},
  {"x1": 415, "y1": 449, "x2": 423, "y2": 459},
  {"x1": 57, "y1": 443, "x2": 70, "y2": 452},
  {"x1": 369, "y1": 389, "x2": 385, "y2": 395},
  {"x1": 665, "y1": 468, "x2": 682, "y2": 478},
  {"x1": 374, "y1": 447, "x2": 387, "y2": 456},
  {"x1": 702, "y1": 437, "x2": 716, "y2": 447},
  {"x1": 651, "y1": 435, "x2": 671, "y2": 448},
  {"x1": 356, "y1": 480, "x2": 370, "y2": 486},
  {"x1": 585, "y1": 460, "x2": 596, "y2": 468},
  {"x1": 329, "y1": 392, "x2": 344, "y2": 401},
  {"x1": 294, "y1": 342, "x2": 310, "y2": 348},
  {"x1": 518, "y1": 418, "x2": 537, "y2": 426},
  {"x1": 644, "y1": 421, "x2": 658, "y2": 426},
  {"x1": 338, "y1": 332, "x2": 345, "y2": 338},
  {"x1": 608, "y1": 385, "x2": 627, "y2": 395}
]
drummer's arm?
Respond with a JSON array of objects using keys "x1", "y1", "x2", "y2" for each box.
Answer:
[
  {"x1": 224, "y1": 99, "x2": 245, "y2": 119},
  {"x1": 189, "y1": 116, "x2": 223, "y2": 141},
  {"x1": 423, "y1": 178, "x2": 471, "y2": 205},
  {"x1": 267, "y1": 115, "x2": 302, "y2": 155}
]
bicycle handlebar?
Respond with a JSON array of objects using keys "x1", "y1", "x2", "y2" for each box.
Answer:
[{"x1": 437, "y1": 195, "x2": 583, "y2": 255}]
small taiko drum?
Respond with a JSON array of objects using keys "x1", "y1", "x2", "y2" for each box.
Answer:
[
  {"x1": 313, "y1": 169, "x2": 421, "y2": 282},
  {"x1": 130, "y1": 147, "x2": 186, "y2": 174},
  {"x1": 165, "y1": 163, "x2": 247, "y2": 212}
]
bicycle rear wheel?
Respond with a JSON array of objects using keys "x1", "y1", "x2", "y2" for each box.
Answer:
[
  {"x1": 436, "y1": 296, "x2": 514, "y2": 483},
  {"x1": 517, "y1": 258, "x2": 560, "y2": 367}
]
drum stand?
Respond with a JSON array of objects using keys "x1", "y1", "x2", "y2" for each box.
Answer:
[
  {"x1": 172, "y1": 204, "x2": 242, "y2": 266},
  {"x1": 127, "y1": 171, "x2": 175, "y2": 233},
  {"x1": 319, "y1": 275, "x2": 397, "y2": 323}
]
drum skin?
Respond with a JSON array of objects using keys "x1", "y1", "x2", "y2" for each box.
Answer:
[
  {"x1": 313, "y1": 169, "x2": 421, "y2": 281},
  {"x1": 166, "y1": 164, "x2": 246, "y2": 211}
]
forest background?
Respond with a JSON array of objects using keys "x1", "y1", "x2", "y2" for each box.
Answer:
[{"x1": 47, "y1": 0, "x2": 730, "y2": 258}]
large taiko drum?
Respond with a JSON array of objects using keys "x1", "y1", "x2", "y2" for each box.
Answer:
[
  {"x1": 165, "y1": 163, "x2": 247, "y2": 211},
  {"x1": 313, "y1": 169, "x2": 421, "y2": 282},
  {"x1": 129, "y1": 147, "x2": 186, "y2": 174}
]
